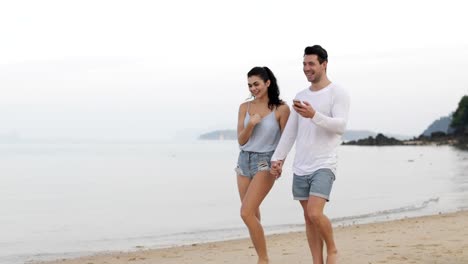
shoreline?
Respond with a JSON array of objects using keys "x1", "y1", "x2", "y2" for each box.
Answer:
[{"x1": 35, "y1": 210, "x2": 468, "y2": 264}]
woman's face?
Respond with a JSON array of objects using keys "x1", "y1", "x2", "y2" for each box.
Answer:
[{"x1": 247, "y1": 75, "x2": 270, "y2": 99}]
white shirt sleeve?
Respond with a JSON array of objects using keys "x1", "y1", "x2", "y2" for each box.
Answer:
[
  {"x1": 310, "y1": 87, "x2": 350, "y2": 135},
  {"x1": 271, "y1": 107, "x2": 298, "y2": 161}
]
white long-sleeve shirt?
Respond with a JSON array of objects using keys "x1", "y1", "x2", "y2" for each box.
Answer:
[{"x1": 271, "y1": 83, "x2": 350, "y2": 176}]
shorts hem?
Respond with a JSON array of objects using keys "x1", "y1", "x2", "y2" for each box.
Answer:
[
  {"x1": 293, "y1": 196, "x2": 309, "y2": 201},
  {"x1": 309, "y1": 192, "x2": 330, "y2": 201}
]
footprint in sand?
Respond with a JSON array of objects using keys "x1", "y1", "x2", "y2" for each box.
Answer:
[{"x1": 385, "y1": 245, "x2": 399, "y2": 248}]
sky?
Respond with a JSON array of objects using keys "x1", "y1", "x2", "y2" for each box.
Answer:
[{"x1": 0, "y1": 0, "x2": 467, "y2": 141}]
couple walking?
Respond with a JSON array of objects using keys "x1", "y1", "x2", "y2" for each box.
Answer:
[{"x1": 235, "y1": 45, "x2": 350, "y2": 264}]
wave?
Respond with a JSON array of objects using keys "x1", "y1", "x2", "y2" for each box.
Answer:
[
  {"x1": 331, "y1": 197, "x2": 440, "y2": 224},
  {"x1": 146, "y1": 197, "x2": 442, "y2": 247},
  {"x1": 114, "y1": 197, "x2": 442, "y2": 246}
]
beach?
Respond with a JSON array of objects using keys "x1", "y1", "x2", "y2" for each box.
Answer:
[
  {"x1": 3, "y1": 143, "x2": 467, "y2": 263},
  {"x1": 36, "y1": 210, "x2": 468, "y2": 264}
]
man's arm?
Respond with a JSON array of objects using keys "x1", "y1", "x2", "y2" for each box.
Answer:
[
  {"x1": 308, "y1": 87, "x2": 350, "y2": 135},
  {"x1": 271, "y1": 107, "x2": 299, "y2": 162}
]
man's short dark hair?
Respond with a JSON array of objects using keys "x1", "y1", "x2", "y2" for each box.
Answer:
[{"x1": 304, "y1": 45, "x2": 328, "y2": 64}]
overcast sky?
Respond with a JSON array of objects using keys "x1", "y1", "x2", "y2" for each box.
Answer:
[{"x1": 1, "y1": 0, "x2": 467, "y2": 141}]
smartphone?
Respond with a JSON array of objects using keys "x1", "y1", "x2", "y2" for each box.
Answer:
[{"x1": 293, "y1": 99, "x2": 303, "y2": 107}]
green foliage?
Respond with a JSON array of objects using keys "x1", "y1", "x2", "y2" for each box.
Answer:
[{"x1": 451, "y1": 95, "x2": 468, "y2": 133}]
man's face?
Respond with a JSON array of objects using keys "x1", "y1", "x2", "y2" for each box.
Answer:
[{"x1": 303, "y1": 54, "x2": 327, "y2": 83}]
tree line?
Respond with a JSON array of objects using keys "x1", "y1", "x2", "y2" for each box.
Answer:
[{"x1": 451, "y1": 95, "x2": 468, "y2": 135}]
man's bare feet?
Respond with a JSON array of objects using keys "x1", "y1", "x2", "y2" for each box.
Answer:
[{"x1": 258, "y1": 258, "x2": 269, "y2": 264}]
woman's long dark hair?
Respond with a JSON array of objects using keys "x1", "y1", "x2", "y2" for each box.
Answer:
[{"x1": 247, "y1": 66, "x2": 284, "y2": 110}]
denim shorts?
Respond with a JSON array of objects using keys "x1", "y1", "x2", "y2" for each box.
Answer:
[
  {"x1": 235, "y1": 150, "x2": 274, "y2": 178},
  {"x1": 292, "y1": 168, "x2": 335, "y2": 201}
]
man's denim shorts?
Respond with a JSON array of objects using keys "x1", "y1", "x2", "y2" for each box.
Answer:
[
  {"x1": 235, "y1": 150, "x2": 274, "y2": 178},
  {"x1": 292, "y1": 168, "x2": 335, "y2": 201}
]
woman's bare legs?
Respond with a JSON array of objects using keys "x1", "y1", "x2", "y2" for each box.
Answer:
[{"x1": 237, "y1": 171, "x2": 275, "y2": 263}]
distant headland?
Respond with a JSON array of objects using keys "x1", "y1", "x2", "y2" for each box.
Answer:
[
  {"x1": 199, "y1": 95, "x2": 468, "y2": 150},
  {"x1": 198, "y1": 130, "x2": 237, "y2": 141},
  {"x1": 198, "y1": 129, "x2": 410, "y2": 142},
  {"x1": 344, "y1": 95, "x2": 468, "y2": 149}
]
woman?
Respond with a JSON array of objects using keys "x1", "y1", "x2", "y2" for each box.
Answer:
[{"x1": 235, "y1": 66, "x2": 290, "y2": 264}]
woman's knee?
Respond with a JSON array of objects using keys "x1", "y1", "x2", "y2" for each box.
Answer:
[{"x1": 240, "y1": 206, "x2": 256, "y2": 221}]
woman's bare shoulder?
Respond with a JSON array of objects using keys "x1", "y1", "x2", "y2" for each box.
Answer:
[
  {"x1": 277, "y1": 103, "x2": 290, "y2": 113},
  {"x1": 238, "y1": 101, "x2": 251, "y2": 112}
]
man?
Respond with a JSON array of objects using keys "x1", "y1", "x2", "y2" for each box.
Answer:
[{"x1": 270, "y1": 45, "x2": 350, "y2": 264}]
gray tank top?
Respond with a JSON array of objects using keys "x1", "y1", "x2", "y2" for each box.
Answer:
[{"x1": 240, "y1": 103, "x2": 281, "y2": 152}]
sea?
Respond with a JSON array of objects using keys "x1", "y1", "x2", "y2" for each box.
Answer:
[{"x1": 1, "y1": 141, "x2": 467, "y2": 264}]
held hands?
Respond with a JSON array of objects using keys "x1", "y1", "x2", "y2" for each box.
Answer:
[
  {"x1": 293, "y1": 100, "x2": 316, "y2": 118},
  {"x1": 270, "y1": 160, "x2": 284, "y2": 179}
]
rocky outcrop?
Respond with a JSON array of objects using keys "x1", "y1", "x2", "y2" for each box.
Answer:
[{"x1": 343, "y1": 133, "x2": 404, "y2": 146}]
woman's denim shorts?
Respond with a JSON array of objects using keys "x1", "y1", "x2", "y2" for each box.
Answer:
[{"x1": 235, "y1": 150, "x2": 274, "y2": 178}]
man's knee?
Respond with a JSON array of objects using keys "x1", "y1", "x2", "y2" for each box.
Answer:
[
  {"x1": 303, "y1": 212, "x2": 313, "y2": 225},
  {"x1": 307, "y1": 210, "x2": 323, "y2": 224}
]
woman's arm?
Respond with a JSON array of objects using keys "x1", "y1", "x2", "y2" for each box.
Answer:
[{"x1": 237, "y1": 102, "x2": 256, "y2": 146}]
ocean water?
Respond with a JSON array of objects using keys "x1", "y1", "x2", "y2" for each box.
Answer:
[{"x1": 0, "y1": 141, "x2": 467, "y2": 264}]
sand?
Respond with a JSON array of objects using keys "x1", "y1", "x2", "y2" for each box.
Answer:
[{"x1": 36, "y1": 211, "x2": 468, "y2": 264}]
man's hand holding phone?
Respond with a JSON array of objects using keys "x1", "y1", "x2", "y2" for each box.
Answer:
[
  {"x1": 293, "y1": 99, "x2": 303, "y2": 107},
  {"x1": 293, "y1": 99, "x2": 316, "y2": 118}
]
